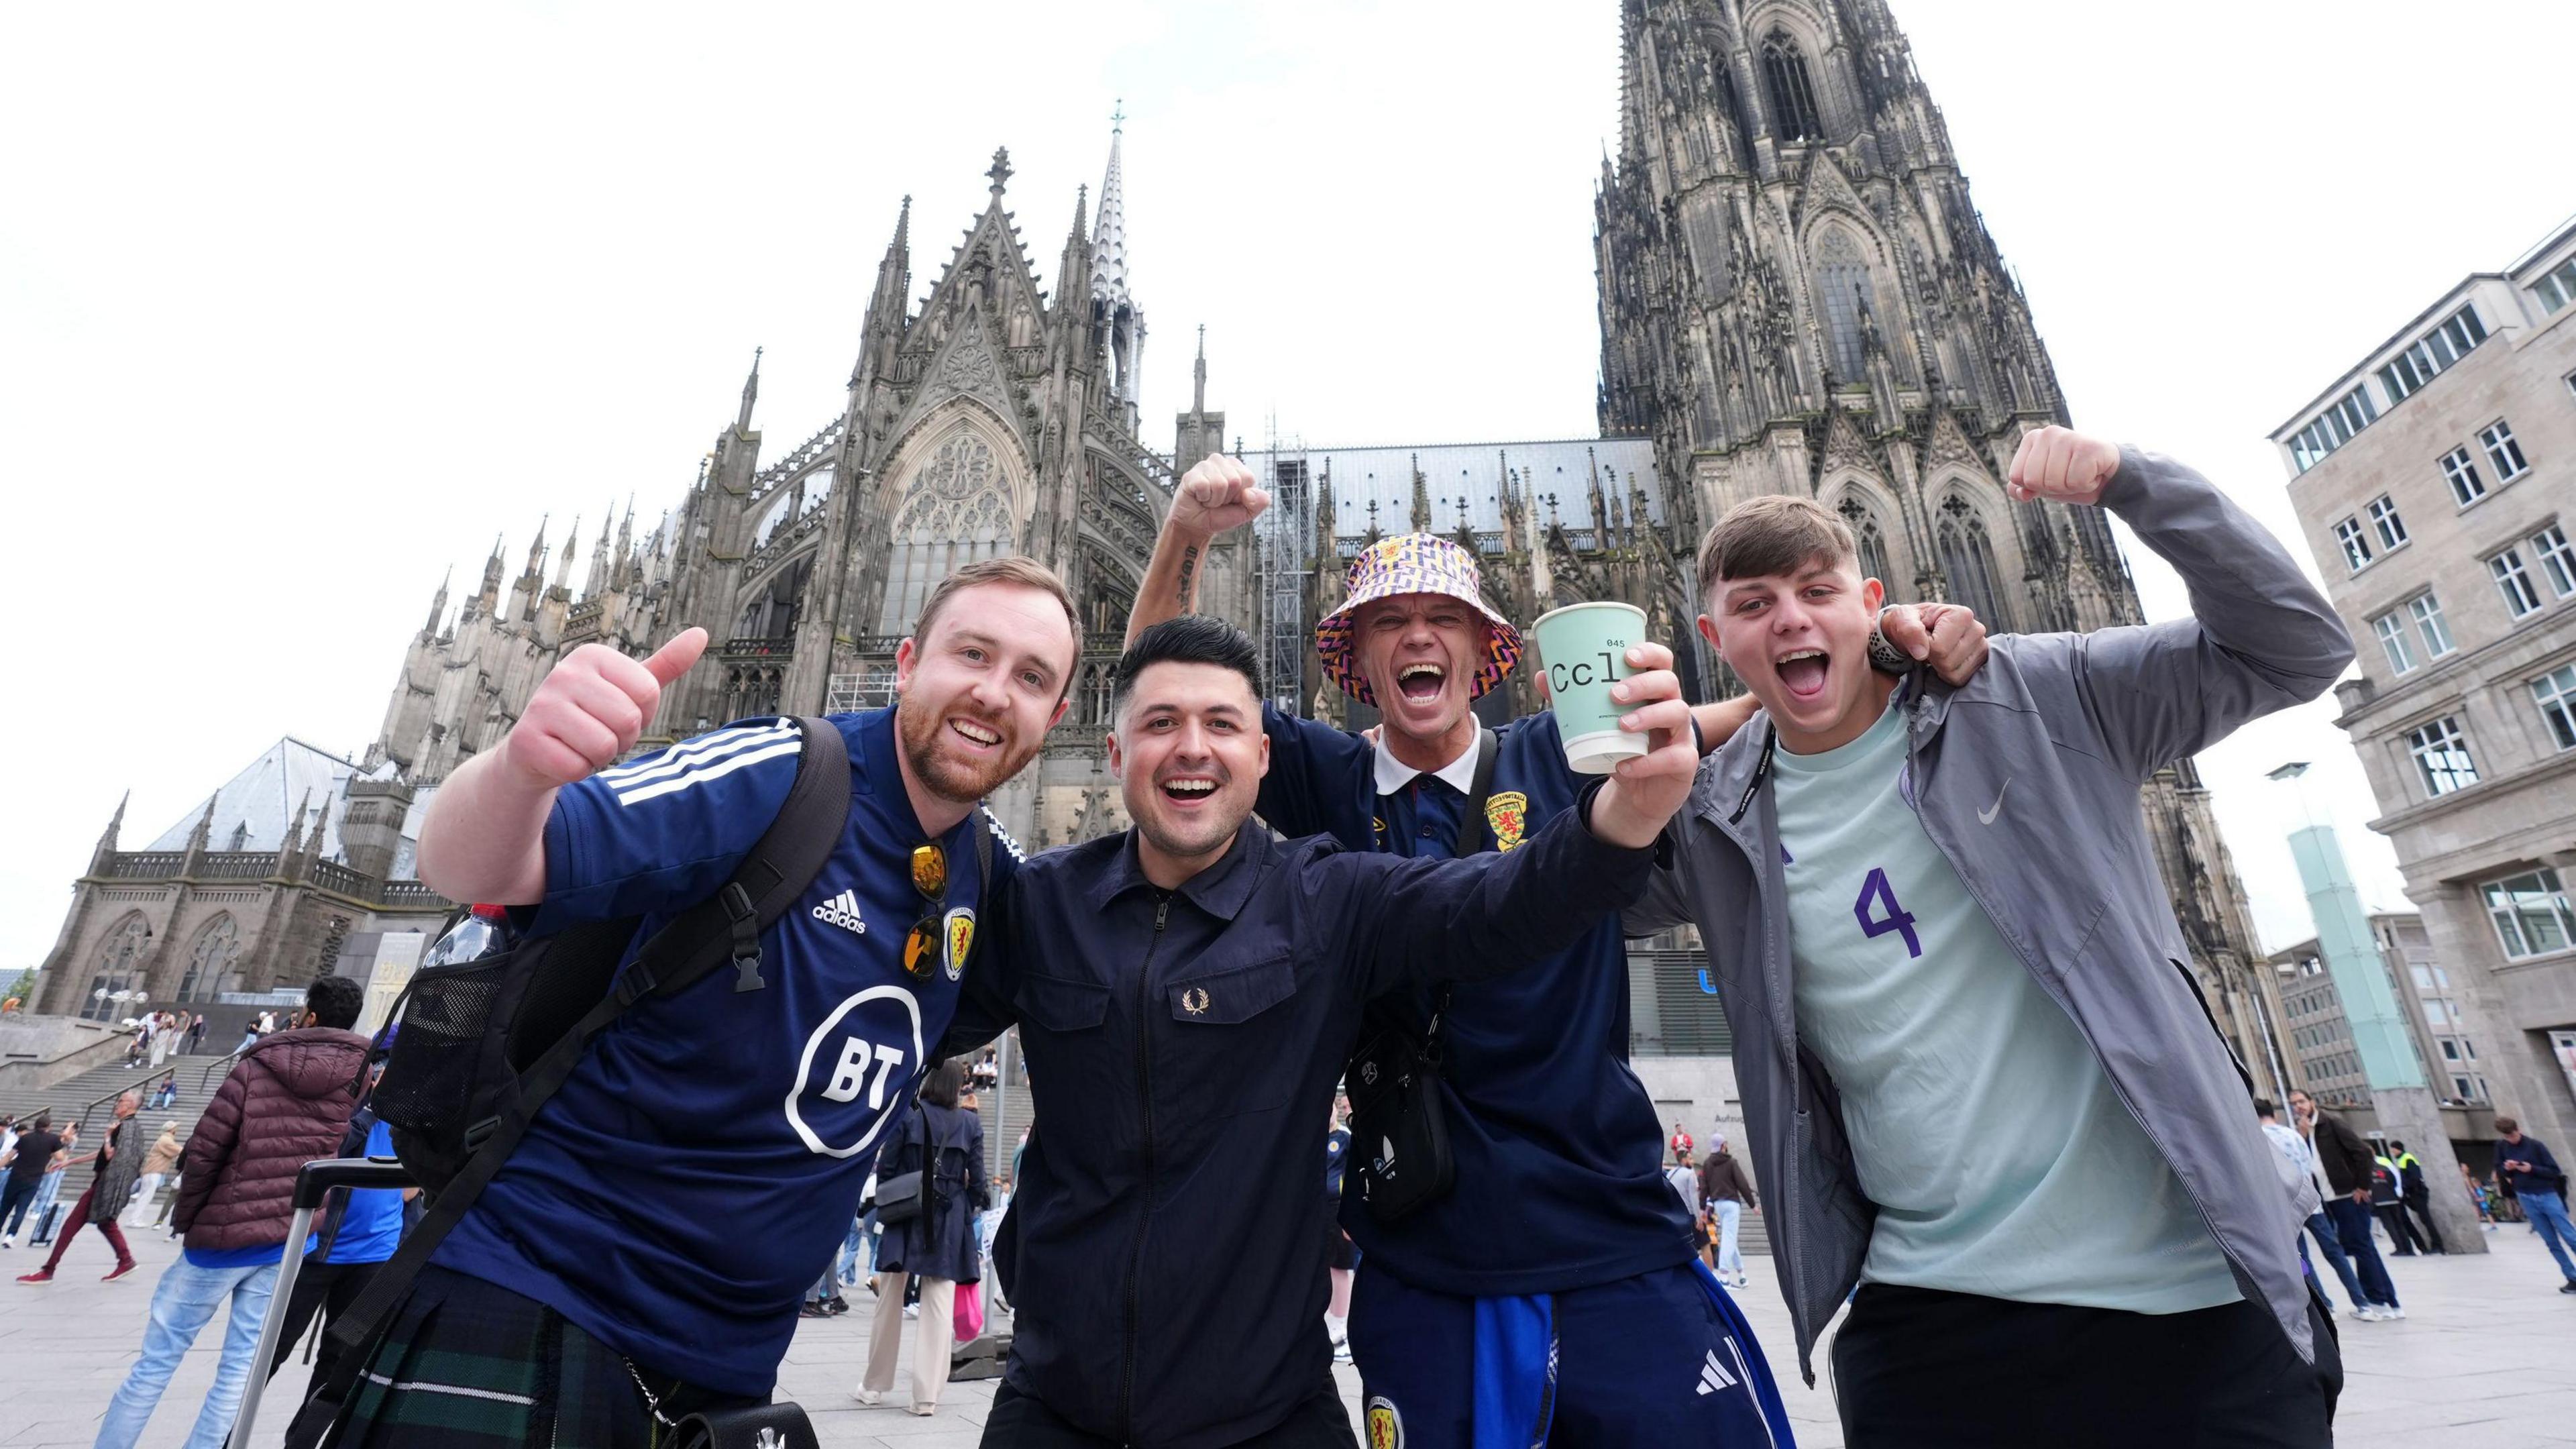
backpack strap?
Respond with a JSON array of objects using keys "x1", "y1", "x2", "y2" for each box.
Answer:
[{"x1": 288, "y1": 716, "x2": 850, "y2": 1448}]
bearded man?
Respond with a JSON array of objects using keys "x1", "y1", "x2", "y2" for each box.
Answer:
[{"x1": 324, "y1": 556, "x2": 1080, "y2": 1444}]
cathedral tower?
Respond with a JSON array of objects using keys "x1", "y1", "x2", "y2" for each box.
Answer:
[{"x1": 1596, "y1": 0, "x2": 2295, "y2": 1093}]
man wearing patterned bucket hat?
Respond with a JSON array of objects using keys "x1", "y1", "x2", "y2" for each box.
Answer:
[{"x1": 1130, "y1": 455, "x2": 1988, "y2": 1448}]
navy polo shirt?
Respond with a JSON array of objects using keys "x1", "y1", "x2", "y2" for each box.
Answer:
[
  {"x1": 1259, "y1": 704, "x2": 1695, "y2": 1297},
  {"x1": 433, "y1": 707, "x2": 1010, "y2": 1393}
]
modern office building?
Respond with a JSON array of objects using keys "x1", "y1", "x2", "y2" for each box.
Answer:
[{"x1": 2273, "y1": 215, "x2": 2576, "y2": 1147}]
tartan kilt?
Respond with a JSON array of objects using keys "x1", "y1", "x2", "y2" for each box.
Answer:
[{"x1": 327, "y1": 1265, "x2": 676, "y2": 1448}]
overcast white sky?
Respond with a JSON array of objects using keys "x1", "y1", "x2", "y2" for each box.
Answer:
[{"x1": 3, "y1": 1, "x2": 2563, "y2": 975}]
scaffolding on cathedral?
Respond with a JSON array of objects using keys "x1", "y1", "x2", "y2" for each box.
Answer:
[{"x1": 1254, "y1": 419, "x2": 1313, "y2": 719}]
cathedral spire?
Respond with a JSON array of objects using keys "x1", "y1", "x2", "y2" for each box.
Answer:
[
  {"x1": 586, "y1": 509, "x2": 613, "y2": 599},
  {"x1": 426, "y1": 566, "x2": 450, "y2": 635},
  {"x1": 523, "y1": 515, "x2": 549, "y2": 579},
  {"x1": 855, "y1": 198, "x2": 912, "y2": 389},
  {"x1": 1192, "y1": 324, "x2": 1206, "y2": 414},
  {"x1": 552, "y1": 518, "x2": 580, "y2": 592},
  {"x1": 1090, "y1": 103, "x2": 1130, "y2": 307},
  {"x1": 737, "y1": 347, "x2": 761, "y2": 433},
  {"x1": 93, "y1": 790, "x2": 129, "y2": 869}
]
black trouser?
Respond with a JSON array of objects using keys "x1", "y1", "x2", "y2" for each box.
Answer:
[
  {"x1": 982, "y1": 1377, "x2": 1356, "y2": 1448},
  {"x1": 1832, "y1": 1283, "x2": 2339, "y2": 1448},
  {"x1": 267, "y1": 1258, "x2": 385, "y2": 1384},
  {"x1": 0, "y1": 1176, "x2": 38, "y2": 1236},
  {"x1": 2375, "y1": 1201, "x2": 2427, "y2": 1254},
  {"x1": 2401, "y1": 1187, "x2": 2446, "y2": 1252}
]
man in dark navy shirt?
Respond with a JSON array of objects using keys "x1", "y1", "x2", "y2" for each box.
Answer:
[
  {"x1": 1126, "y1": 456, "x2": 1986, "y2": 1448},
  {"x1": 938, "y1": 616, "x2": 1703, "y2": 1449},
  {"x1": 326, "y1": 557, "x2": 1081, "y2": 1443}
]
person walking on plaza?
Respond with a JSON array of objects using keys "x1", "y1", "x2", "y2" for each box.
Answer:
[
  {"x1": 17, "y1": 1089, "x2": 142, "y2": 1283},
  {"x1": 855, "y1": 1059, "x2": 988, "y2": 1416},
  {"x1": 2370, "y1": 1150, "x2": 2424, "y2": 1256},
  {"x1": 91, "y1": 974, "x2": 369, "y2": 1449},
  {"x1": 0, "y1": 1111, "x2": 65, "y2": 1248},
  {"x1": 1699, "y1": 1136, "x2": 1758, "y2": 1291},
  {"x1": 2491, "y1": 1116, "x2": 2576, "y2": 1293},
  {"x1": 2255, "y1": 1101, "x2": 2334, "y2": 1305},
  {"x1": 127, "y1": 1122, "x2": 184, "y2": 1228},
  {"x1": 2390, "y1": 1141, "x2": 2446, "y2": 1254},
  {"x1": 23, "y1": 1124, "x2": 76, "y2": 1245},
  {"x1": 1636, "y1": 431, "x2": 2356, "y2": 1445},
  {"x1": 2294, "y1": 1090, "x2": 2401, "y2": 1320},
  {"x1": 188, "y1": 1013, "x2": 208, "y2": 1055}
]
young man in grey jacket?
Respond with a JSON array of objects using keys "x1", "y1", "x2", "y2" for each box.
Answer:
[{"x1": 1632, "y1": 425, "x2": 2354, "y2": 1447}]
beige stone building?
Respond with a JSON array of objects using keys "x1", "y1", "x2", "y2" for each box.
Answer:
[
  {"x1": 2273, "y1": 215, "x2": 2576, "y2": 1148},
  {"x1": 2267, "y1": 912, "x2": 2500, "y2": 1157}
]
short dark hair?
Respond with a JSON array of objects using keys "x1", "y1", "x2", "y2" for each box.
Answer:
[
  {"x1": 305, "y1": 974, "x2": 364, "y2": 1031},
  {"x1": 1695, "y1": 494, "x2": 1860, "y2": 601},
  {"x1": 2495, "y1": 1116, "x2": 2520, "y2": 1134},
  {"x1": 28, "y1": 1111, "x2": 50, "y2": 1132},
  {"x1": 912, "y1": 555, "x2": 1083, "y2": 693},
  {"x1": 2252, "y1": 1097, "x2": 2277, "y2": 1119},
  {"x1": 1112, "y1": 616, "x2": 1263, "y2": 718},
  {"x1": 918, "y1": 1058, "x2": 967, "y2": 1110}
]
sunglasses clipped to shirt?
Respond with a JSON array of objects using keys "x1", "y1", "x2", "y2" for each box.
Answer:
[{"x1": 903, "y1": 843, "x2": 949, "y2": 980}]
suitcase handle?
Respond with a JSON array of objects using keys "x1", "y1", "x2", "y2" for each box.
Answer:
[
  {"x1": 290, "y1": 1156, "x2": 414, "y2": 1210},
  {"x1": 230, "y1": 1159, "x2": 421, "y2": 1449}
]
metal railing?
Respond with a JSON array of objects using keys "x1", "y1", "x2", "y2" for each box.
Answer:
[{"x1": 198, "y1": 1042, "x2": 251, "y2": 1096}]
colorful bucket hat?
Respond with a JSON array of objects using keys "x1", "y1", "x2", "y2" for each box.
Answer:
[{"x1": 1314, "y1": 533, "x2": 1522, "y2": 706}]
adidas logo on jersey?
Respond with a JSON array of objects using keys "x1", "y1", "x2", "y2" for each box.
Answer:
[
  {"x1": 1695, "y1": 1347, "x2": 1738, "y2": 1396},
  {"x1": 811, "y1": 890, "x2": 867, "y2": 934}
]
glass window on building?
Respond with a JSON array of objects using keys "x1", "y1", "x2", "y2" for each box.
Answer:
[
  {"x1": 2491, "y1": 547, "x2": 2546, "y2": 617},
  {"x1": 2534, "y1": 254, "x2": 2576, "y2": 315},
  {"x1": 2406, "y1": 715, "x2": 2478, "y2": 796},
  {"x1": 2534, "y1": 663, "x2": 2576, "y2": 753},
  {"x1": 2481, "y1": 420, "x2": 2530, "y2": 482},
  {"x1": 2483, "y1": 867, "x2": 2576, "y2": 959},
  {"x1": 2367, "y1": 494, "x2": 2408, "y2": 550},
  {"x1": 2332, "y1": 516, "x2": 2373, "y2": 572},
  {"x1": 2440, "y1": 446, "x2": 2487, "y2": 506},
  {"x1": 2408, "y1": 592, "x2": 2456, "y2": 657},
  {"x1": 2532, "y1": 523, "x2": 2575, "y2": 599}
]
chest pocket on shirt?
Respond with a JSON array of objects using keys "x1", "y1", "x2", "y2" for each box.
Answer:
[
  {"x1": 1164, "y1": 953, "x2": 1301, "y2": 1121},
  {"x1": 1018, "y1": 974, "x2": 1110, "y2": 1033}
]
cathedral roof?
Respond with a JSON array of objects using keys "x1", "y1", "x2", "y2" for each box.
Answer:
[
  {"x1": 145, "y1": 737, "x2": 398, "y2": 862},
  {"x1": 1090, "y1": 108, "x2": 1131, "y2": 307}
]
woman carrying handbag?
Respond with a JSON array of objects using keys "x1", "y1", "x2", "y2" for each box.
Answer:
[{"x1": 855, "y1": 1059, "x2": 989, "y2": 1416}]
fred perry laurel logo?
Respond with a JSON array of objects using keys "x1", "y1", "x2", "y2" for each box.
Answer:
[
  {"x1": 812, "y1": 889, "x2": 867, "y2": 934},
  {"x1": 1181, "y1": 985, "x2": 1212, "y2": 1015}
]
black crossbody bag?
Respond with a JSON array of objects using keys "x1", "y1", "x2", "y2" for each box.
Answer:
[
  {"x1": 1346, "y1": 728, "x2": 1497, "y2": 1224},
  {"x1": 871, "y1": 1104, "x2": 930, "y2": 1225}
]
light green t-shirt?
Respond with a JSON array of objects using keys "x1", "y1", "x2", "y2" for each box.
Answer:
[{"x1": 1772, "y1": 700, "x2": 2239, "y2": 1312}]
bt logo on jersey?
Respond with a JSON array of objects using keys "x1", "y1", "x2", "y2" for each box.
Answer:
[{"x1": 786, "y1": 984, "x2": 926, "y2": 1159}]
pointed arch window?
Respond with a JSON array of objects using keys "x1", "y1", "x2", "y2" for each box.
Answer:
[
  {"x1": 1935, "y1": 496, "x2": 2013, "y2": 631},
  {"x1": 1815, "y1": 228, "x2": 1878, "y2": 385},
  {"x1": 1836, "y1": 496, "x2": 1895, "y2": 585},
  {"x1": 877, "y1": 431, "x2": 1016, "y2": 636},
  {"x1": 1762, "y1": 32, "x2": 1824, "y2": 142},
  {"x1": 178, "y1": 914, "x2": 238, "y2": 1002},
  {"x1": 84, "y1": 914, "x2": 152, "y2": 1021}
]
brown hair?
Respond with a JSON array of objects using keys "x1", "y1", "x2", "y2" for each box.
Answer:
[
  {"x1": 1694, "y1": 495, "x2": 1858, "y2": 601},
  {"x1": 912, "y1": 555, "x2": 1084, "y2": 686},
  {"x1": 2495, "y1": 1116, "x2": 2520, "y2": 1134}
]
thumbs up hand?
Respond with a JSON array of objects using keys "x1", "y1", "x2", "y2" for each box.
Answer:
[{"x1": 501, "y1": 629, "x2": 708, "y2": 789}]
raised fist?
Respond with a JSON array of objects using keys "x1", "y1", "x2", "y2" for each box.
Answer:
[
  {"x1": 500, "y1": 628, "x2": 708, "y2": 789},
  {"x1": 1169, "y1": 453, "x2": 1271, "y2": 537},
  {"x1": 2006, "y1": 425, "x2": 2123, "y2": 506}
]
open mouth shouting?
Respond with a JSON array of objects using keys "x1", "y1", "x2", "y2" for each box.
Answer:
[
  {"x1": 1157, "y1": 772, "x2": 1224, "y2": 807},
  {"x1": 1395, "y1": 661, "x2": 1447, "y2": 703},
  {"x1": 1774, "y1": 647, "x2": 1831, "y2": 701}
]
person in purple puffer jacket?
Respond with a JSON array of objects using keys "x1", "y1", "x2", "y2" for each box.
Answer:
[{"x1": 92, "y1": 974, "x2": 370, "y2": 1449}]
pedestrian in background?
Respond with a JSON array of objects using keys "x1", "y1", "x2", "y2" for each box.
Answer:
[
  {"x1": 2371, "y1": 1150, "x2": 2425, "y2": 1256},
  {"x1": 24, "y1": 1125, "x2": 76, "y2": 1245},
  {"x1": 91, "y1": 974, "x2": 368, "y2": 1449},
  {"x1": 0, "y1": 1112, "x2": 66, "y2": 1248},
  {"x1": 2491, "y1": 1116, "x2": 2576, "y2": 1295},
  {"x1": 127, "y1": 1122, "x2": 184, "y2": 1228},
  {"x1": 1699, "y1": 1135, "x2": 1758, "y2": 1290},
  {"x1": 2389, "y1": 1141, "x2": 2445, "y2": 1254},
  {"x1": 855, "y1": 1059, "x2": 988, "y2": 1417},
  {"x1": 17, "y1": 1090, "x2": 142, "y2": 1282},
  {"x1": 2292, "y1": 1091, "x2": 2402, "y2": 1320}
]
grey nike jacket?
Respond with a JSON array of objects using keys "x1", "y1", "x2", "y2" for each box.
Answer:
[{"x1": 1631, "y1": 447, "x2": 2355, "y2": 1383}]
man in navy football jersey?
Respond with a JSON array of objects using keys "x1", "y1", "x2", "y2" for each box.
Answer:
[
  {"x1": 1126, "y1": 456, "x2": 1986, "y2": 1447},
  {"x1": 326, "y1": 556, "x2": 1081, "y2": 1442}
]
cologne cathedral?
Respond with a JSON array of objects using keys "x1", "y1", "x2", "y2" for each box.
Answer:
[{"x1": 33, "y1": 0, "x2": 2296, "y2": 1109}]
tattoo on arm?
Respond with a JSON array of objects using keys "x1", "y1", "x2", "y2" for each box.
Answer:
[{"x1": 1175, "y1": 543, "x2": 1199, "y2": 609}]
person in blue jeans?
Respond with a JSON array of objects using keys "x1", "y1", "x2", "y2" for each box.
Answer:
[
  {"x1": 94, "y1": 974, "x2": 368, "y2": 1449},
  {"x1": 2491, "y1": 1116, "x2": 2576, "y2": 1294},
  {"x1": 2292, "y1": 1089, "x2": 2402, "y2": 1321}
]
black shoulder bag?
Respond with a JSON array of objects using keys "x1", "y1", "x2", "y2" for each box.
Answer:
[
  {"x1": 1345, "y1": 728, "x2": 1497, "y2": 1224},
  {"x1": 871, "y1": 1102, "x2": 932, "y2": 1226}
]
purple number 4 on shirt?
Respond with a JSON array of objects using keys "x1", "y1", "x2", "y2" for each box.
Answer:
[{"x1": 1854, "y1": 867, "x2": 1923, "y2": 959}]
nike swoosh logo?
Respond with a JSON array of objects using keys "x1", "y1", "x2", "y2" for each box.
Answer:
[{"x1": 1978, "y1": 777, "x2": 2011, "y2": 825}]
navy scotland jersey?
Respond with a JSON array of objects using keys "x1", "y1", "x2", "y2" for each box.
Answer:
[
  {"x1": 1258, "y1": 704, "x2": 1694, "y2": 1295},
  {"x1": 432, "y1": 706, "x2": 1013, "y2": 1394}
]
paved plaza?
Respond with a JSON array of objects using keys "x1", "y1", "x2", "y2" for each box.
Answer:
[{"x1": 0, "y1": 1226, "x2": 2570, "y2": 1447}]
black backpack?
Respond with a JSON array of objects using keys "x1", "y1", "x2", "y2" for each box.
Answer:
[{"x1": 289, "y1": 715, "x2": 867, "y2": 1446}]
